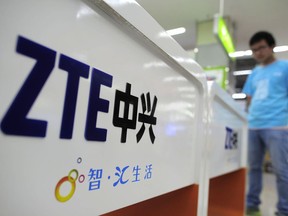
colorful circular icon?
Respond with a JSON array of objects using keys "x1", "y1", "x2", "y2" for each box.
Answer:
[
  {"x1": 68, "y1": 169, "x2": 78, "y2": 183},
  {"x1": 77, "y1": 157, "x2": 82, "y2": 164},
  {"x1": 78, "y1": 174, "x2": 85, "y2": 183},
  {"x1": 55, "y1": 169, "x2": 78, "y2": 202}
]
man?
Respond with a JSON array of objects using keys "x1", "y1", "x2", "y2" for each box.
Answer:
[{"x1": 242, "y1": 31, "x2": 288, "y2": 216}]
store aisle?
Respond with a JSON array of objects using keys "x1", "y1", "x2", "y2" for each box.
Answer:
[
  {"x1": 246, "y1": 171, "x2": 277, "y2": 216},
  {"x1": 259, "y1": 173, "x2": 277, "y2": 216}
]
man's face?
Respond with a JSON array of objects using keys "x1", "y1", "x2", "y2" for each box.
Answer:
[{"x1": 250, "y1": 39, "x2": 274, "y2": 64}]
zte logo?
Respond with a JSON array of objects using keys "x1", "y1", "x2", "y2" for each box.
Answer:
[
  {"x1": 225, "y1": 127, "x2": 238, "y2": 149},
  {"x1": 1, "y1": 36, "x2": 158, "y2": 143}
]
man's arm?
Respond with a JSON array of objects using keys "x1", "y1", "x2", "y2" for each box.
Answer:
[{"x1": 245, "y1": 95, "x2": 251, "y2": 112}]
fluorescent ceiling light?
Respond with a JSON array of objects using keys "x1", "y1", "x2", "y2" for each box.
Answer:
[
  {"x1": 274, "y1": 45, "x2": 288, "y2": 52},
  {"x1": 233, "y1": 70, "x2": 251, "y2": 76},
  {"x1": 166, "y1": 27, "x2": 186, "y2": 36},
  {"x1": 229, "y1": 45, "x2": 288, "y2": 58},
  {"x1": 232, "y1": 93, "x2": 246, "y2": 99},
  {"x1": 229, "y1": 50, "x2": 252, "y2": 58}
]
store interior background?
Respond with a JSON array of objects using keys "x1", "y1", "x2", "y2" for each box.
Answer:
[
  {"x1": 135, "y1": 1, "x2": 287, "y2": 215},
  {"x1": 136, "y1": 0, "x2": 288, "y2": 108}
]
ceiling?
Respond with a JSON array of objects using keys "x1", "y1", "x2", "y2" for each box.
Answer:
[{"x1": 135, "y1": 0, "x2": 288, "y2": 53}]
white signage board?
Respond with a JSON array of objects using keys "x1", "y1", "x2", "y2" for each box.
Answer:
[
  {"x1": 0, "y1": 0, "x2": 207, "y2": 215},
  {"x1": 207, "y1": 82, "x2": 247, "y2": 178}
]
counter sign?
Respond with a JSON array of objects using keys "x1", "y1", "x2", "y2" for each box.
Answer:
[{"x1": 0, "y1": 35, "x2": 158, "y2": 144}]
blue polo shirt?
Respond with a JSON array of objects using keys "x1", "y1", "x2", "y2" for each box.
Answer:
[{"x1": 242, "y1": 60, "x2": 288, "y2": 128}]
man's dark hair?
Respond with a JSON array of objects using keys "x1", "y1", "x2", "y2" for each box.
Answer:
[{"x1": 249, "y1": 31, "x2": 276, "y2": 47}]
